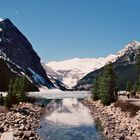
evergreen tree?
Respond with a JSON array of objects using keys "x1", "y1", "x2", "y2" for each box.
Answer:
[
  {"x1": 133, "y1": 81, "x2": 138, "y2": 92},
  {"x1": 13, "y1": 77, "x2": 26, "y2": 102},
  {"x1": 136, "y1": 76, "x2": 140, "y2": 92},
  {"x1": 4, "y1": 79, "x2": 18, "y2": 108},
  {"x1": 18, "y1": 77, "x2": 26, "y2": 102},
  {"x1": 4, "y1": 95, "x2": 11, "y2": 109},
  {"x1": 98, "y1": 72, "x2": 110, "y2": 105},
  {"x1": 92, "y1": 77, "x2": 100, "y2": 101},
  {"x1": 99, "y1": 62, "x2": 118, "y2": 105},
  {"x1": 4, "y1": 76, "x2": 26, "y2": 109},
  {"x1": 126, "y1": 81, "x2": 132, "y2": 92},
  {"x1": 13, "y1": 77, "x2": 20, "y2": 103},
  {"x1": 0, "y1": 93, "x2": 4, "y2": 105}
]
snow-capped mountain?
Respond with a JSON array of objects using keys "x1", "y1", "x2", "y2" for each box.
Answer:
[
  {"x1": 46, "y1": 40, "x2": 140, "y2": 89},
  {"x1": 0, "y1": 18, "x2": 66, "y2": 91},
  {"x1": 46, "y1": 54, "x2": 117, "y2": 88},
  {"x1": 42, "y1": 63, "x2": 62, "y2": 81},
  {"x1": 0, "y1": 18, "x2": 3, "y2": 22},
  {"x1": 116, "y1": 40, "x2": 140, "y2": 60},
  {"x1": 75, "y1": 40, "x2": 140, "y2": 90}
]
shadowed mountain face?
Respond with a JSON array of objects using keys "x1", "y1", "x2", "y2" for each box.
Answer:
[
  {"x1": 0, "y1": 58, "x2": 38, "y2": 91},
  {"x1": 0, "y1": 18, "x2": 66, "y2": 91},
  {"x1": 74, "y1": 41, "x2": 140, "y2": 90}
]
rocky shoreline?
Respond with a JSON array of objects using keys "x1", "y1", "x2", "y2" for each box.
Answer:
[
  {"x1": 0, "y1": 102, "x2": 46, "y2": 140},
  {"x1": 82, "y1": 98, "x2": 140, "y2": 140}
]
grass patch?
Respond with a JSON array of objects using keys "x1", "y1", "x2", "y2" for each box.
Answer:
[{"x1": 114, "y1": 100, "x2": 140, "y2": 117}]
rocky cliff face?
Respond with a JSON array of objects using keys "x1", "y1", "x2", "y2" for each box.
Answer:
[
  {"x1": 0, "y1": 18, "x2": 65, "y2": 91},
  {"x1": 74, "y1": 41, "x2": 140, "y2": 90}
]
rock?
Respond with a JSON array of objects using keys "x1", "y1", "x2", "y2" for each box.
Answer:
[
  {"x1": 132, "y1": 134, "x2": 138, "y2": 140},
  {"x1": 15, "y1": 112, "x2": 22, "y2": 118},
  {"x1": 13, "y1": 130, "x2": 23, "y2": 137},
  {"x1": 136, "y1": 133, "x2": 140, "y2": 137},
  {"x1": 119, "y1": 125, "x2": 127, "y2": 133},
  {"x1": 19, "y1": 125, "x2": 25, "y2": 131},
  {"x1": 0, "y1": 126, "x2": 4, "y2": 133},
  {"x1": 0, "y1": 131, "x2": 14, "y2": 140},
  {"x1": 23, "y1": 131, "x2": 32, "y2": 137},
  {"x1": 135, "y1": 129, "x2": 140, "y2": 135},
  {"x1": 3, "y1": 126, "x2": 8, "y2": 131},
  {"x1": 18, "y1": 108, "x2": 30, "y2": 116},
  {"x1": 125, "y1": 136, "x2": 133, "y2": 140},
  {"x1": 0, "y1": 102, "x2": 45, "y2": 140},
  {"x1": 22, "y1": 135, "x2": 29, "y2": 140}
]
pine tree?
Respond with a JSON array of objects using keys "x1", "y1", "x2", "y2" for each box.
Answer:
[
  {"x1": 4, "y1": 79, "x2": 18, "y2": 108},
  {"x1": 99, "y1": 73, "x2": 110, "y2": 105},
  {"x1": 133, "y1": 81, "x2": 138, "y2": 92},
  {"x1": 126, "y1": 81, "x2": 132, "y2": 92},
  {"x1": 4, "y1": 76, "x2": 27, "y2": 109},
  {"x1": 18, "y1": 77, "x2": 26, "y2": 102},
  {"x1": 13, "y1": 77, "x2": 20, "y2": 103},
  {"x1": 99, "y1": 62, "x2": 118, "y2": 105},
  {"x1": 136, "y1": 76, "x2": 140, "y2": 92},
  {"x1": 92, "y1": 77, "x2": 100, "y2": 101},
  {"x1": 4, "y1": 95, "x2": 11, "y2": 109},
  {"x1": 13, "y1": 77, "x2": 26, "y2": 102},
  {"x1": 0, "y1": 93, "x2": 4, "y2": 105}
]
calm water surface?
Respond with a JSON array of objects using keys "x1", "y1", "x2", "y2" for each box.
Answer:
[{"x1": 37, "y1": 98, "x2": 104, "y2": 140}]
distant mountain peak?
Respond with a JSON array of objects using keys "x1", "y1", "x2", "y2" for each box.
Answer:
[
  {"x1": 116, "y1": 40, "x2": 140, "y2": 58},
  {"x1": 0, "y1": 18, "x2": 3, "y2": 22},
  {"x1": 0, "y1": 18, "x2": 13, "y2": 24},
  {"x1": 0, "y1": 18, "x2": 66, "y2": 91},
  {"x1": 125, "y1": 40, "x2": 140, "y2": 48}
]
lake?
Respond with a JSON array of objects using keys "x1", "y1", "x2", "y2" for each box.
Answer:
[{"x1": 37, "y1": 97, "x2": 104, "y2": 140}]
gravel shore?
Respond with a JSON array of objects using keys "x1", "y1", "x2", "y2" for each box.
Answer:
[
  {"x1": 82, "y1": 98, "x2": 140, "y2": 140},
  {"x1": 0, "y1": 102, "x2": 46, "y2": 140}
]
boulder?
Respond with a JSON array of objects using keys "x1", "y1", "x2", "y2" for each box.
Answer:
[{"x1": 0, "y1": 131, "x2": 14, "y2": 140}]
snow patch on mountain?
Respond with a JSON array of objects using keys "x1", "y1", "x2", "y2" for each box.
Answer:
[
  {"x1": 47, "y1": 55, "x2": 117, "y2": 73},
  {"x1": 0, "y1": 18, "x2": 3, "y2": 22},
  {"x1": 46, "y1": 55, "x2": 117, "y2": 88},
  {"x1": 28, "y1": 67, "x2": 47, "y2": 85},
  {"x1": 117, "y1": 40, "x2": 140, "y2": 57}
]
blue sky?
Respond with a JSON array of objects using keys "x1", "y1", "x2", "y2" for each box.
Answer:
[{"x1": 0, "y1": 0, "x2": 140, "y2": 62}]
